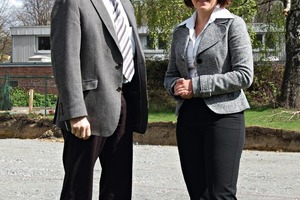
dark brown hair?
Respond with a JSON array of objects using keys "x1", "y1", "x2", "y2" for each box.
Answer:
[{"x1": 184, "y1": 0, "x2": 232, "y2": 8}]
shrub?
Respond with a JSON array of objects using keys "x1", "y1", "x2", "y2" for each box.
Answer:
[
  {"x1": 146, "y1": 60, "x2": 285, "y2": 111},
  {"x1": 146, "y1": 60, "x2": 176, "y2": 112},
  {"x1": 245, "y1": 62, "x2": 284, "y2": 107},
  {"x1": 10, "y1": 87, "x2": 57, "y2": 108}
]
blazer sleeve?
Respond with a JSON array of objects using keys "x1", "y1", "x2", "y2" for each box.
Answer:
[
  {"x1": 51, "y1": 0, "x2": 88, "y2": 121},
  {"x1": 164, "y1": 26, "x2": 186, "y2": 100},
  {"x1": 192, "y1": 16, "x2": 254, "y2": 98}
]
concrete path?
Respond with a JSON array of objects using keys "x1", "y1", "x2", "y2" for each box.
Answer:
[{"x1": 0, "y1": 139, "x2": 299, "y2": 200}]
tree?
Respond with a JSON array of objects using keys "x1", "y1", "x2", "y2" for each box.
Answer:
[
  {"x1": 133, "y1": 0, "x2": 257, "y2": 50},
  {"x1": 279, "y1": 0, "x2": 300, "y2": 109},
  {"x1": 133, "y1": 0, "x2": 193, "y2": 50},
  {"x1": 15, "y1": 0, "x2": 55, "y2": 26},
  {"x1": 0, "y1": 0, "x2": 12, "y2": 62},
  {"x1": 255, "y1": 0, "x2": 286, "y2": 61}
]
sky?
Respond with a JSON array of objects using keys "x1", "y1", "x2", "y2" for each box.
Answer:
[{"x1": 7, "y1": 0, "x2": 23, "y2": 7}]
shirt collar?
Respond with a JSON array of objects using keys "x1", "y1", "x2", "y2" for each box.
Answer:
[{"x1": 178, "y1": 5, "x2": 234, "y2": 29}]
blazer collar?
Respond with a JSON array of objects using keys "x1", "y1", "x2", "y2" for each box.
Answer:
[
  {"x1": 90, "y1": 0, "x2": 118, "y2": 43},
  {"x1": 197, "y1": 19, "x2": 228, "y2": 54},
  {"x1": 90, "y1": 0, "x2": 137, "y2": 53},
  {"x1": 178, "y1": 6, "x2": 233, "y2": 54}
]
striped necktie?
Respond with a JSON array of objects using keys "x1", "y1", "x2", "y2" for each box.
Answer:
[{"x1": 110, "y1": 0, "x2": 135, "y2": 82}]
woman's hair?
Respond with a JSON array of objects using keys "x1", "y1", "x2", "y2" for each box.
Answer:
[{"x1": 184, "y1": 0, "x2": 232, "y2": 8}]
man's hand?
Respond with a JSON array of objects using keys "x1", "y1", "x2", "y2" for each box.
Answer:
[
  {"x1": 70, "y1": 117, "x2": 91, "y2": 140},
  {"x1": 174, "y1": 78, "x2": 193, "y2": 99}
]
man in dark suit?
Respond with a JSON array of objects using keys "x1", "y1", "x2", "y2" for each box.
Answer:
[{"x1": 50, "y1": 0, "x2": 148, "y2": 199}]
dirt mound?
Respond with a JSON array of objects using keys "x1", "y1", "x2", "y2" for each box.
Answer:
[
  {"x1": 1, "y1": 114, "x2": 300, "y2": 152},
  {"x1": 0, "y1": 114, "x2": 61, "y2": 139},
  {"x1": 246, "y1": 126, "x2": 300, "y2": 152},
  {"x1": 134, "y1": 122, "x2": 300, "y2": 152}
]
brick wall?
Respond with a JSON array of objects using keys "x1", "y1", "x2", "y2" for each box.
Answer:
[{"x1": 0, "y1": 64, "x2": 58, "y2": 95}]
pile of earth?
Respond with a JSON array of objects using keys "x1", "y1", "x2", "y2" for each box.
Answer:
[{"x1": 1, "y1": 114, "x2": 300, "y2": 152}]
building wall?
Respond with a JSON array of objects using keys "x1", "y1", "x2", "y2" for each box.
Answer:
[
  {"x1": 10, "y1": 25, "x2": 287, "y2": 63},
  {"x1": 10, "y1": 25, "x2": 165, "y2": 63},
  {"x1": 11, "y1": 26, "x2": 51, "y2": 63},
  {"x1": 12, "y1": 36, "x2": 36, "y2": 63}
]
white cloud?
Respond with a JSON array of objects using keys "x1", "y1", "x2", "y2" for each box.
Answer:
[{"x1": 8, "y1": 0, "x2": 23, "y2": 7}]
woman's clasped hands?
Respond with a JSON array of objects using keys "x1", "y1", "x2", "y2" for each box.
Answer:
[{"x1": 174, "y1": 78, "x2": 193, "y2": 99}]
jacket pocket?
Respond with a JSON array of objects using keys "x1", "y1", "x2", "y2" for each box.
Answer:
[{"x1": 82, "y1": 79, "x2": 98, "y2": 91}]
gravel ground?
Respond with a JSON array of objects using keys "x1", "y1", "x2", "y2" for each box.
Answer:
[{"x1": 0, "y1": 139, "x2": 299, "y2": 200}]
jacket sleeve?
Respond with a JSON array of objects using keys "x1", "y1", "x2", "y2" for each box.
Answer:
[
  {"x1": 164, "y1": 27, "x2": 185, "y2": 100},
  {"x1": 51, "y1": 0, "x2": 88, "y2": 121}
]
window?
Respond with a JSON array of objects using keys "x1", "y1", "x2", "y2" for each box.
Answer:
[
  {"x1": 138, "y1": 35, "x2": 149, "y2": 50},
  {"x1": 158, "y1": 36, "x2": 166, "y2": 50},
  {"x1": 265, "y1": 33, "x2": 276, "y2": 50},
  {"x1": 146, "y1": 35, "x2": 155, "y2": 49},
  {"x1": 253, "y1": 33, "x2": 263, "y2": 49},
  {"x1": 37, "y1": 37, "x2": 51, "y2": 51},
  {"x1": 255, "y1": 34, "x2": 263, "y2": 44}
]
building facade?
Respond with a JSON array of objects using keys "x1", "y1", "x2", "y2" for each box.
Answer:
[
  {"x1": 10, "y1": 25, "x2": 166, "y2": 63},
  {"x1": 9, "y1": 25, "x2": 286, "y2": 63}
]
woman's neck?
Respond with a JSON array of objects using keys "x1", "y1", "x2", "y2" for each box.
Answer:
[{"x1": 194, "y1": 11, "x2": 212, "y2": 36}]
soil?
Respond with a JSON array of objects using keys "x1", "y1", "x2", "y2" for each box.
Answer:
[
  {"x1": 1, "y1": 114, "x2": 300, "y2": 152},
  {"x1": 0, "y1": 114, "x2": 61, "y2": 140}
]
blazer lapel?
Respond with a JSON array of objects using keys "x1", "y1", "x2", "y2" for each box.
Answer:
[
  {"x1": 179, "y1": 33, "x2": 190, "y2": 78},
  {"x1": 197, "y1": 19, "x2": 228, "y2": 54},
  {"x1": 90, "y1": 0, "x2": 119, "y2": 47},
  {"x1": 176, "y1": 27, "x2": 190, "y2": 78}
]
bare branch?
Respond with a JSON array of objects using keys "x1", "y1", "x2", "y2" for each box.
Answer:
[
  {"x1": 15, "y1": 0, "x2": 54, "y2": 26},
  {"x1": 269, "y1": 110, "x2": 300, "y2": 121},
  {"x1": 289, "y1": 111, "x2": 300, "y2": 120}
]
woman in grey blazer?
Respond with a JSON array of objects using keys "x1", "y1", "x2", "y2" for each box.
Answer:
[{"x1": 164, "y1": 0, "x2": 253, "y2": 199}]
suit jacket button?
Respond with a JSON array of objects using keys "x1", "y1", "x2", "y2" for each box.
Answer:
[
  {"x1": 115, "y1": 64, "x2": 121, "y2": 70},
  {"x1": 197, "y1": 58, "x2": 202, "y2": 64},
  {"x1": 116, "y1": 87, "x2": 122, "y2": 92}
]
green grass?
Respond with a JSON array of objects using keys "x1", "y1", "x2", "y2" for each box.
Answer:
[
  {"x1": 149, "y1": 107, "x2": 300, "y2": 131},
  {"x1": 245, "y1": 107, "x2": 300, "y2": 131},
  {"x1": 149, "y1": 112, "x2": 177, "y2": 123}
]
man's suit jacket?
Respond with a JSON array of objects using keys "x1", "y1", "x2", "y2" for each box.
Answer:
[
  {"x1": 164, "y1": 15, "x2": 254, "y2": 116},
  {"x1": 51, "y1": 0, "x2": 148, "y2": 137}
]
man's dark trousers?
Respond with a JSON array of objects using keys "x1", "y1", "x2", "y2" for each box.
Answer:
[{"x1": 60, "y1": 94, "x2": 134, "y2": 200}]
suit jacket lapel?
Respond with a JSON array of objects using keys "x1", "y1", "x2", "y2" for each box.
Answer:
[
  {"x1": 90, "y1": 0, "x2": 119, "y2": 47},
  {"x1": 90, "y1": 0, "x2": 140, "y2": 56},
  {"x1": 197, "y1": 19, "x2": 228, "y2": 54}
]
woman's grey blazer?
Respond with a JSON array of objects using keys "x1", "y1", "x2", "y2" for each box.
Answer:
[
  {"x1": 51, "y1": 0, "x2": 148, "y2": 136},
  {"x1": 164, "y1": 15, "x2": 254, "y2": 115}
]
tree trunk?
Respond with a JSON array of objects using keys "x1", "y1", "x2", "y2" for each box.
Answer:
[{"x1": 279, "y1": 0, "x2": 300, "y2": 109}]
